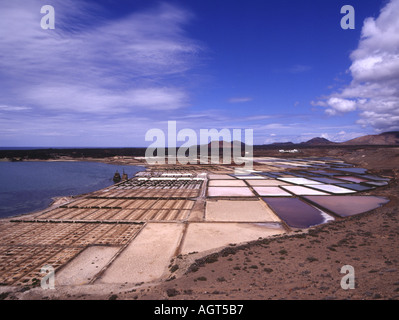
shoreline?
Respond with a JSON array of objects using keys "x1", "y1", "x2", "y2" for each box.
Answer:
[
  {"x1": 0, "y1": 159, "x2": 147, "y2": 222},
  {"x1": 0, "y1": 156, "x2": 147, "y2": 166},
  {"x1": 3, "y1": 195, "x2": 79, "y2": 222}
]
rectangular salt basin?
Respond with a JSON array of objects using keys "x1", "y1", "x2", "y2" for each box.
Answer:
[
  {"x1": 207, "y1": 187, "x2": 255, "y2": 197},
  {"x1": 305, "y1": 184, "x2": 356, "y2": 194},
  {"x1": 278, "y1": 177, "x2": 323, "y2": 185},
  {"x1": 57, "y1": 246, "x2": 119, "y2": 286},
  {"x1": 206, "y1": 200, "x2": 281, "y2": 222},
  {"x1": 309, "y1": 170, "x2": 340, "y2": 176},
  {"x1": 268, "y1": 172, "x2": 286, "y2": 176},
  {"x1": 99, "y1": 223, "x2": 184, "y2": 284},
  {"x1": 208, "y1": 174, "x2": 236, "y2": 180},
  {"x1": 293, "y1": 172, "x2": 324, "y2": 178},
  {"x1": 253, "y1": 186, "x2": 292, "y2": 197},
  {"x1": 304, "y1": 196, "x2": 390, "y2": 217},
  {"x1": 235, "y1": 175, "x2": 267, "y2": 179},
  {"x1": 258, "y1": 173, "x2": 279, "y2": 178},
  {"x1": 335, "y1": 167, "x2": 368, "y2": 174},
  {"x1": 245, "y1": 179, "x2": 291, "y2": 186},
  {"x1": 281, "y1": 185, "x2": 328, "y2": 195},
  {"x1": 335, "y1": 176, "x2": 368, "y2": 183},
  {"x1": 263, "y1": 197, "x2": 333, "y2": 228},
  {"x1": 363, "y1": 181, "x2": 389, "y2": 186},
  {"x1": 208, "y1": 180, "x2": 247, "y2": 187},
  {"x1": 307, "y1": 177, "x2": 348, "y2": 184},
  {"x1": 335, "y1": 183, "x2": 375, "y2": 192},
  {"x1": 181, "y1": 222, "x2": 285, "y2": 254},
  {"x1": 358, "y1": 174, "x2": 390, "y2": 181}
]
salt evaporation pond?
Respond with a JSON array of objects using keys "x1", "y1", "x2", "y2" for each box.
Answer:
[{"x1": 263, "y1": 197, "x2": 333, "y2": 228}]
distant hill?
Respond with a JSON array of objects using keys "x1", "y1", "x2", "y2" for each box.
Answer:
[
  {"x1": 342, "y1": 131, "x2": 399, "y2": 145},
  {"x1": 300, "y1": 137, "x2": 337, "y2": 146},
  {"x1": 270, "y1": 142, "x2": 295, "y2": 146},
  {"x1": 260, "y1": 131, "x2": 399, "y2": 147},
  {"x1": 207, "y1": 141, "x2": 247, "y2": 148},
  {"x1": 264, "y1": 137, "x2": 336, "y2": 146}
]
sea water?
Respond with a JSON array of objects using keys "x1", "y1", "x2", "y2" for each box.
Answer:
[{"x1": 0, "y1": 161, "x2": 143, "y2": 218}]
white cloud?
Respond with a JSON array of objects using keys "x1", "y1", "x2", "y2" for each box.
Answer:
[
  {"x1": 0, "y1": 1, "x2": 200, "y2": 115},
  {"x1": 315, "y1": 0, "x2": 399, "y2": 132},
  {"x1": 311, "y1": 100, "x2": 328, "y2": 107},
  {"x1": 228, "y1": 97, "x2": 253, "y2": 103},
  {"x1": 257, "y1": 123, "x2": 291, "y2": 130},
  {"x1": 329, "y1": 131, "x2": 365, "y2": 142},
  {"x1": 0, "y1": 105, "x2": 31, "y2": 112},
  {"x1": 243, "y1": 115, "x2": 273, "y2": 121},
  {"x1": 26, "y1": 85, "x2": 188, "y2": 113},
  {"x1": 325, "y1": 97, "x2": 357, "y2": 115},
  {"x1": 0, "y1": 1, "x2": 205, "y2": 146}
]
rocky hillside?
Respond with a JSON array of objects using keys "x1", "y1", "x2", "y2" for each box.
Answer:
[{"x1": 342, "y1": 131, "x2": 399, "y2": 145}]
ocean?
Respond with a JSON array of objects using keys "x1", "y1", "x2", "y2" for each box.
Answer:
[{"x1": 0, "y1": 161, "x2": 144, "y2": 218}]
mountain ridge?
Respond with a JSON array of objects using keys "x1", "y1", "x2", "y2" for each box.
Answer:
[
  {"x1": 266, "y1": 131, "x2": 399, "y2": 146},
  {"x1": 341, "y1": 131, "x2": 399, "y2": 145}
]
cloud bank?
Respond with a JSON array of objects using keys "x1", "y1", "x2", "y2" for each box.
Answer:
[
  {"x1": 314, "y1": 0, "x2": 399, "y2": 132},
  {"x1": 0, "y1": 1, "x2": 201, "y2": 113},
  {"x1": 0, "y1": 0, "x2": 203, "y2": 145}
]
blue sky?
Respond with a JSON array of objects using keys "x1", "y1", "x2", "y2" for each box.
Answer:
[{"x1": 0, "y1": 0, "x2": 398, "y2": 147}]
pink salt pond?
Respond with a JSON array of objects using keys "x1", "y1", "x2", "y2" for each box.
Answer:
[
  {"x1": 303, "y1": 196, "x2": 389, "y2": 217},
  {"x1": 253, "y1": 187, "x2": 292, "y2": 197},
  {"x1": 207, "y1": 187, "x2": 255, "y2": 197},
  {"x1": 263, "y1": 197, "x2": 333, "y2": 228},
  {"x1": 335, "y1": 176, "x2": 368, "y2": 183}
]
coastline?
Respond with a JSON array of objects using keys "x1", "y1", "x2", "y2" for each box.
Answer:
[
  {"x1": 0, "y1": 159, "x2": 147, "y2": 221},
  {"x1": 3, "y1": 196, "x2": 76, "y2": 222},
  {"x1": 0, "y1": 156, "x2": 147, "y2": 166}
]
